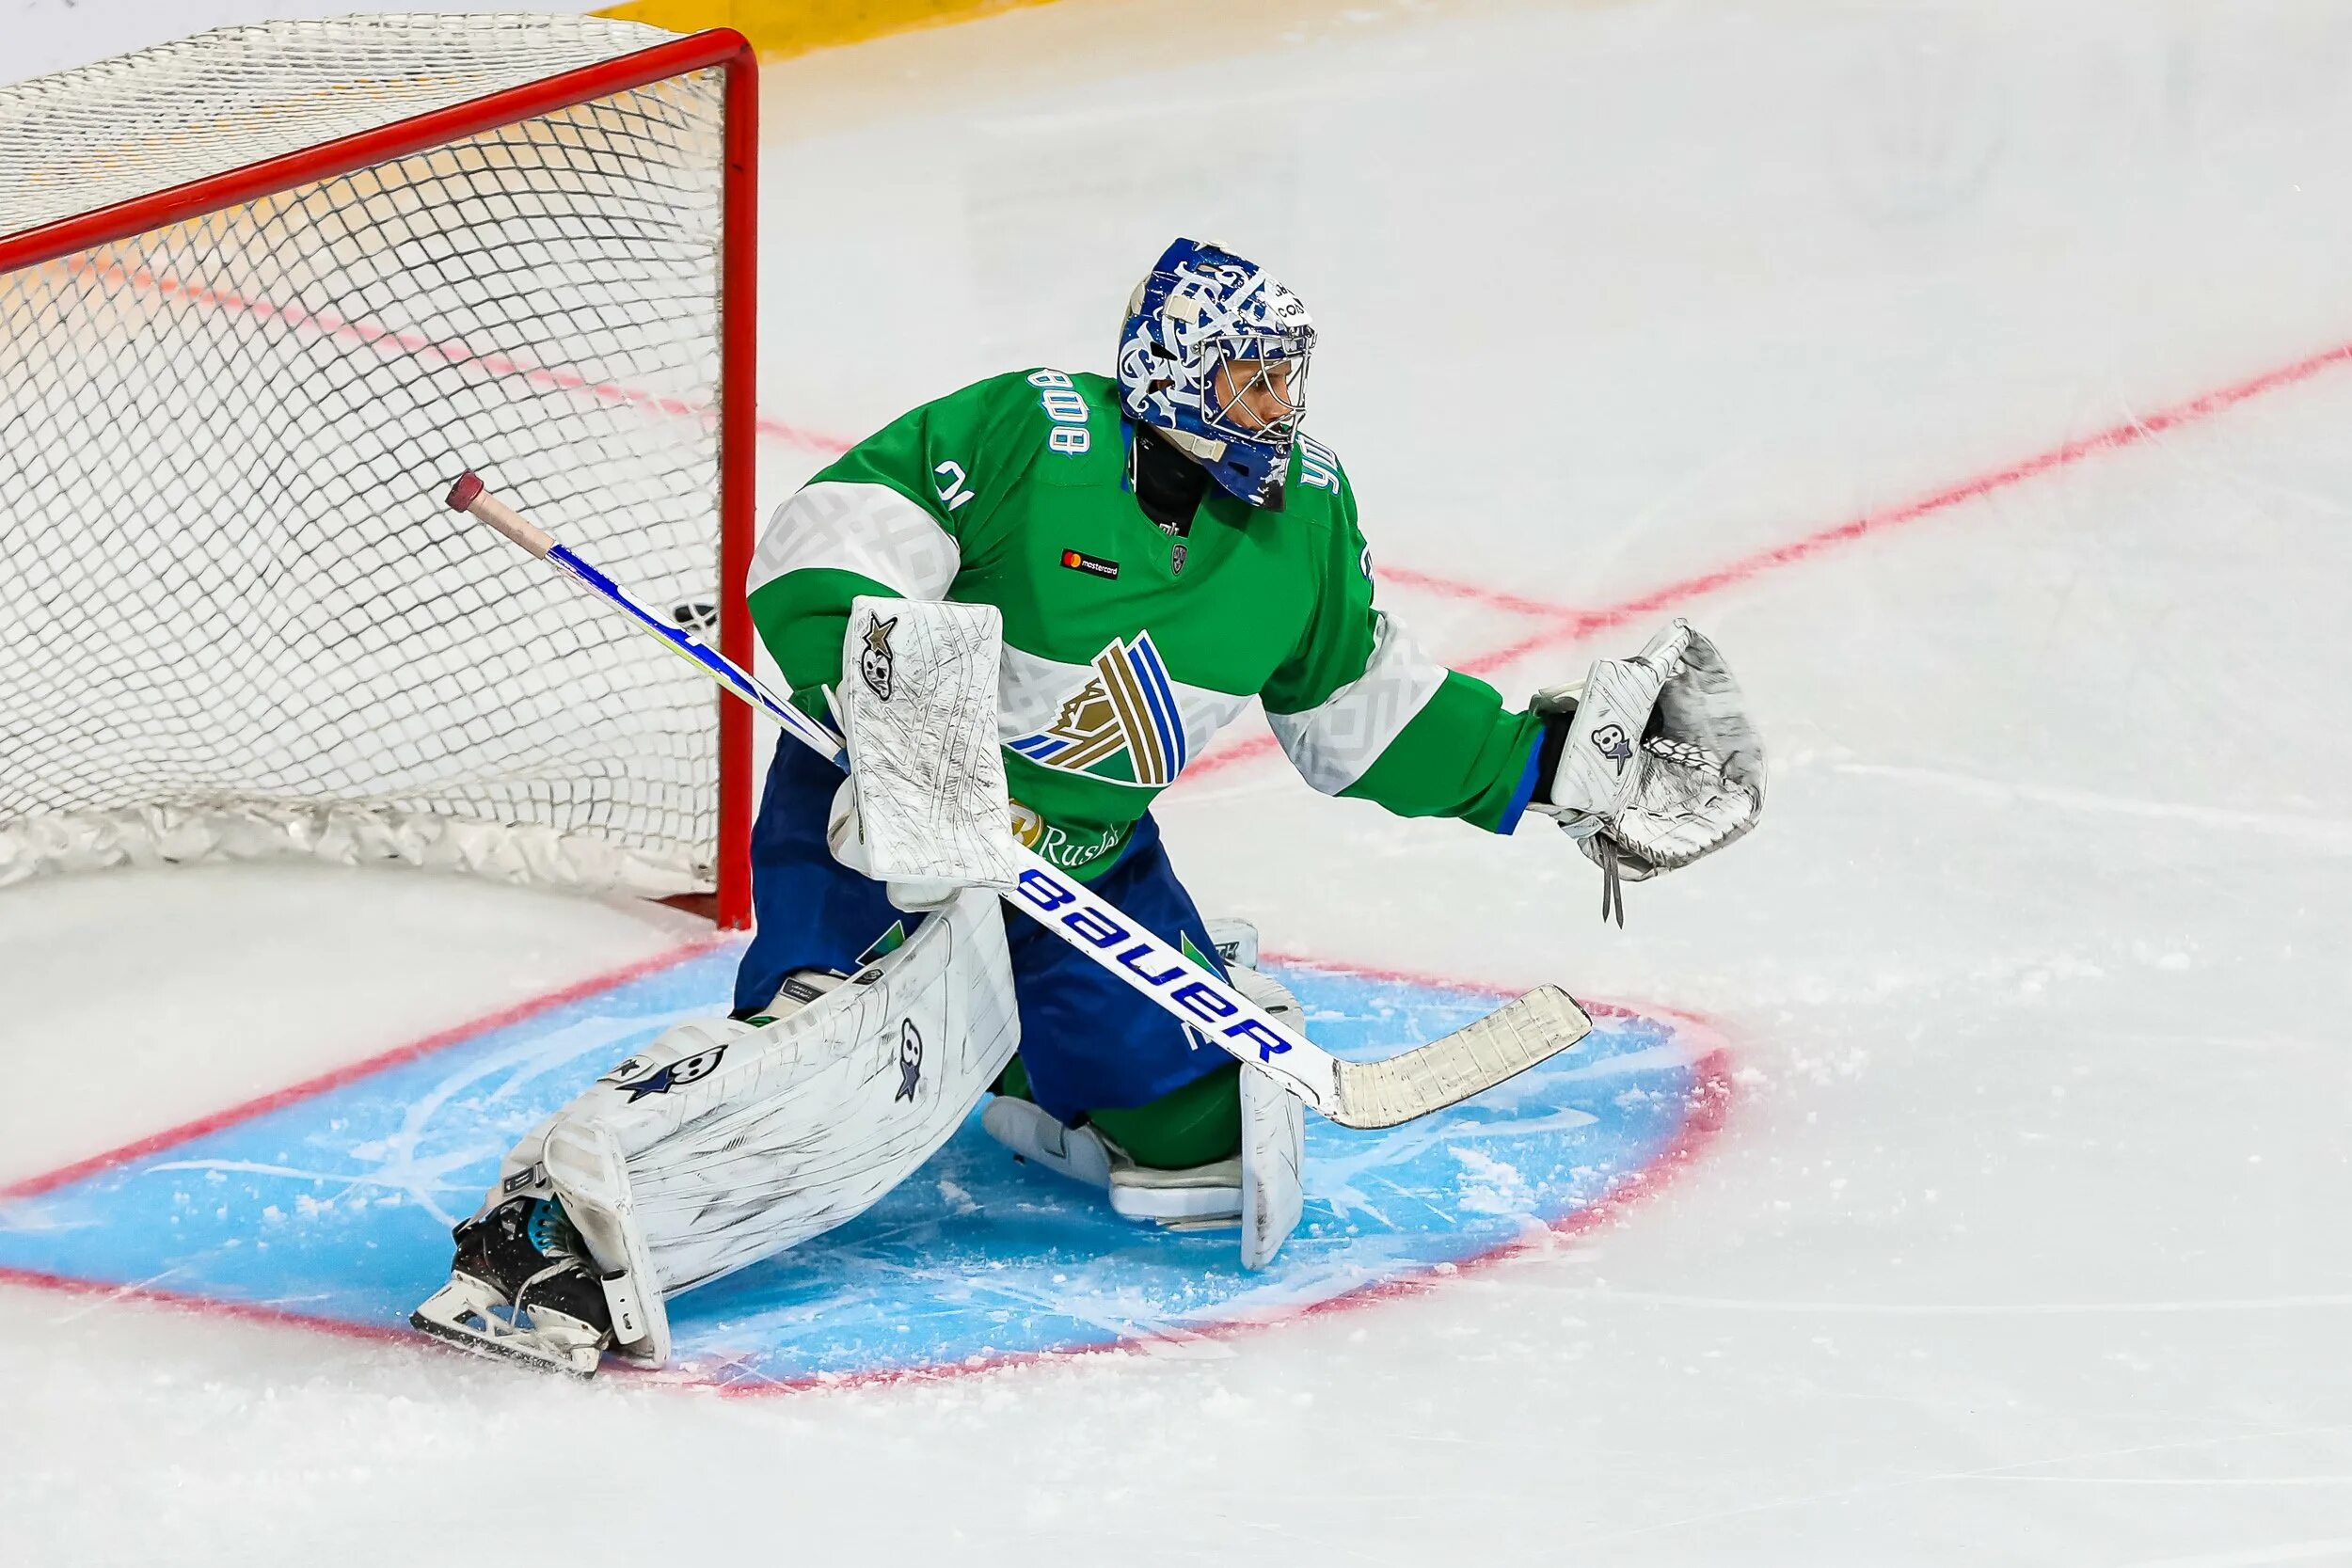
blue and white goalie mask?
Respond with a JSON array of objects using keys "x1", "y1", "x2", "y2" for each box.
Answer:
[{"x1": 1118, "y1": 238, "x2": 1315, "y2": 509}]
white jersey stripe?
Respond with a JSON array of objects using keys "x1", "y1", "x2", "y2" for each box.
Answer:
[
  {"x1": 1265, "y1": 612, "x2": 1448, "y2": 795},
  {"x1": 748, "y1": 481, "x2": 960, "y2": 603}
]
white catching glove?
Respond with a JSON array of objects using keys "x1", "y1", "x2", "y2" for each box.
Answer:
[{"x1": 1528, "y1": 619, "x2": 1765, "y2": 923}]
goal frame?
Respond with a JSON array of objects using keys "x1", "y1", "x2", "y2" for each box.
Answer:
[{"x1": 0, "y1": 26, "x2": 762, "y2": 928}]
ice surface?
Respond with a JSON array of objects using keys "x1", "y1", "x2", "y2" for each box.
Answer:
[{"x1": 6, "y1": 0, "x2": 2352, "y2": 1562}]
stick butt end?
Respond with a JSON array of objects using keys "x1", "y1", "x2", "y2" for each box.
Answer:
[{"x1": 445, "y1": 471, "x2": 484, "y2": 512}]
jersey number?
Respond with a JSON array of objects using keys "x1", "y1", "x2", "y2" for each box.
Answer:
[
  {"x1": 933, "y1": 461, "x2": 977, "y2": 513},
  {"x1": 1028, "y1": 369, "x2": 1091, "y2": 454}
]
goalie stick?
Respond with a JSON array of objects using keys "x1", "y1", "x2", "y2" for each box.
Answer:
[{"x1": 444, "y1": 473, "x2": 1592, "y2": 1129}]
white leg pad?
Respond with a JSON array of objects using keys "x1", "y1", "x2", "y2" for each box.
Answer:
[
  {"x1": 498, "y1": 887, "x2": 1019, "y2": 1368},
  {"x1": 1232, "y1": 966, "x2": 1306, "y2": 1269},
  {"x1": 1239, "y1": 1065, "x2": 1304, "y2": 1268}
]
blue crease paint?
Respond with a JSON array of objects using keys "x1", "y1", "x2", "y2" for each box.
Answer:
[{"x1": 0, "y1": 946, "x2": 1708, "y2": 1386}]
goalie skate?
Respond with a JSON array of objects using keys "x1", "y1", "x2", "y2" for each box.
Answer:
[{"x1": 409, "y1": 1196, "x2": 616, "y2": 1378}]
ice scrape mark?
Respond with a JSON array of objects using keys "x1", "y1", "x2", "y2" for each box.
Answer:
[
  {"x1": 338, "y1": 1011, "x2": 663, "y2": 1227},
  {"x1": 1452, "y1": 1147, "x2": 1535, "y2": 1216},
  {"x1": 0, "y1": 936, "x2": 730, "y2": 1204}
]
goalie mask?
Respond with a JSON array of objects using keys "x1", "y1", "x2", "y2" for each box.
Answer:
[{"x1": 1118, "y1": 237, "x2": 1315, "y2": 509}]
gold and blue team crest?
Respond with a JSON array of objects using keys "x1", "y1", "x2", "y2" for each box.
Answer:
[{"x1": 1008, "y1": 632, "x2": 1189, "y2": 786}]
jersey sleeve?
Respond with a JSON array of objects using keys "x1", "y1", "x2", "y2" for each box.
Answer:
[
  {"x1": 744, "y1": 372, "x2": 1042, "y2": 714},
  {"x1": 1259, "y1": 456, "x2": 1546, "y2": 832}
]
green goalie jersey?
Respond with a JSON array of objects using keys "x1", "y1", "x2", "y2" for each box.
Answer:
[{"x1": 746, "y1": 368, "x2": 1546, "y2": 879}]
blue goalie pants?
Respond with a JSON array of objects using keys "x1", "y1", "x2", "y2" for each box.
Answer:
[{"x1": 734, "y1": 740, "x2": 1232, "y2": 1126}]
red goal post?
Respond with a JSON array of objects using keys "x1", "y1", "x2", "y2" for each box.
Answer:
[{"x1": 0, "y1": 18, "x2": 759, "y2": 927}]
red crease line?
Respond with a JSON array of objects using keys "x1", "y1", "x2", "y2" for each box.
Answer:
[
  {"x1": 0, "y1": 933, "x2": 734, "y2": 1200},
  {"x1": 0, "y1": 1264, "x2": 417, "y2": 1349}
]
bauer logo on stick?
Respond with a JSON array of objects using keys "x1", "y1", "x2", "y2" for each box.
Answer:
[{"x1": 858, "y1": 613, "x2": 898, "y2": 702}]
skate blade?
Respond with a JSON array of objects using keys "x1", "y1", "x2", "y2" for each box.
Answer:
[
  {"x1": 410, "y1": 1280, "x2": 602, "y2": 1379},
  {"x1": 1152, "y1": 1214, "x2": 1243, "y2": 1233}
]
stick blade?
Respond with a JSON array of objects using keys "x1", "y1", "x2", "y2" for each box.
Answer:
[{"x1": 1327, "y1": 985, "x2": 1593, "y2": 1130}]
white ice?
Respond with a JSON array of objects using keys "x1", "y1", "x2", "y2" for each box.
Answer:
[{"x1": 6, "y1": 1, "x2": 2352, "y2": 1562}]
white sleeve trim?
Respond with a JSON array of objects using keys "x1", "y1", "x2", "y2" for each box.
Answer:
[
  {"x1": 747, "y1": 481, "x2": 960, "y2": 602},
  {"x1": 1265, "y1": 612, "x2": 1448, "y2": 795}
]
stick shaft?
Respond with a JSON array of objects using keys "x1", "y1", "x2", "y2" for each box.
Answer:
[{"x1": 467, "y1": 486, "x2": 556, "y2": 558}]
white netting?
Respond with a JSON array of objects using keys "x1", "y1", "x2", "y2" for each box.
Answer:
[{"x1": 0, "y1": 16, "x2": 740, "y2": 896}]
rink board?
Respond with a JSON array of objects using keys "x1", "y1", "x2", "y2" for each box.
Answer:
[{"x1": 0, "y1": 944, "x2": 1719, "y2": 1388}]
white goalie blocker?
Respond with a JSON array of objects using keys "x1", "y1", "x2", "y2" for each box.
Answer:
[{"x1": 831, "y1": 597, "x2": 1022, "y2": 899}]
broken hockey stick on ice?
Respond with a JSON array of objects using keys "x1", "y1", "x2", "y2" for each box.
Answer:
[{"x1": 443, "y1": 473, "x2": 1591, "y2": 1129}]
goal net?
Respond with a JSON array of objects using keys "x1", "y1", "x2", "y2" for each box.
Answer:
[{"x1": 0, "y1": 15, "x2": 756, "y2": 921}]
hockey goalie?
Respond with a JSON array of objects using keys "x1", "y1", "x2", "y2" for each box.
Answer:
[{"x1": 413, "y1": 239, "x2": 1767, "y2": 1375}]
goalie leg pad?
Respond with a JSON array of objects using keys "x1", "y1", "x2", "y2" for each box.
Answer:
[
  {"x1": 490, "y1": 887, "x2": 1019, "y2": 1370},
  {"x1": 978, "y1": 1095, "x2": 1120, "y2": 1189},
  {"x1": 1233, "y1": 965, "x2": 1305, "y2": 1270}
]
